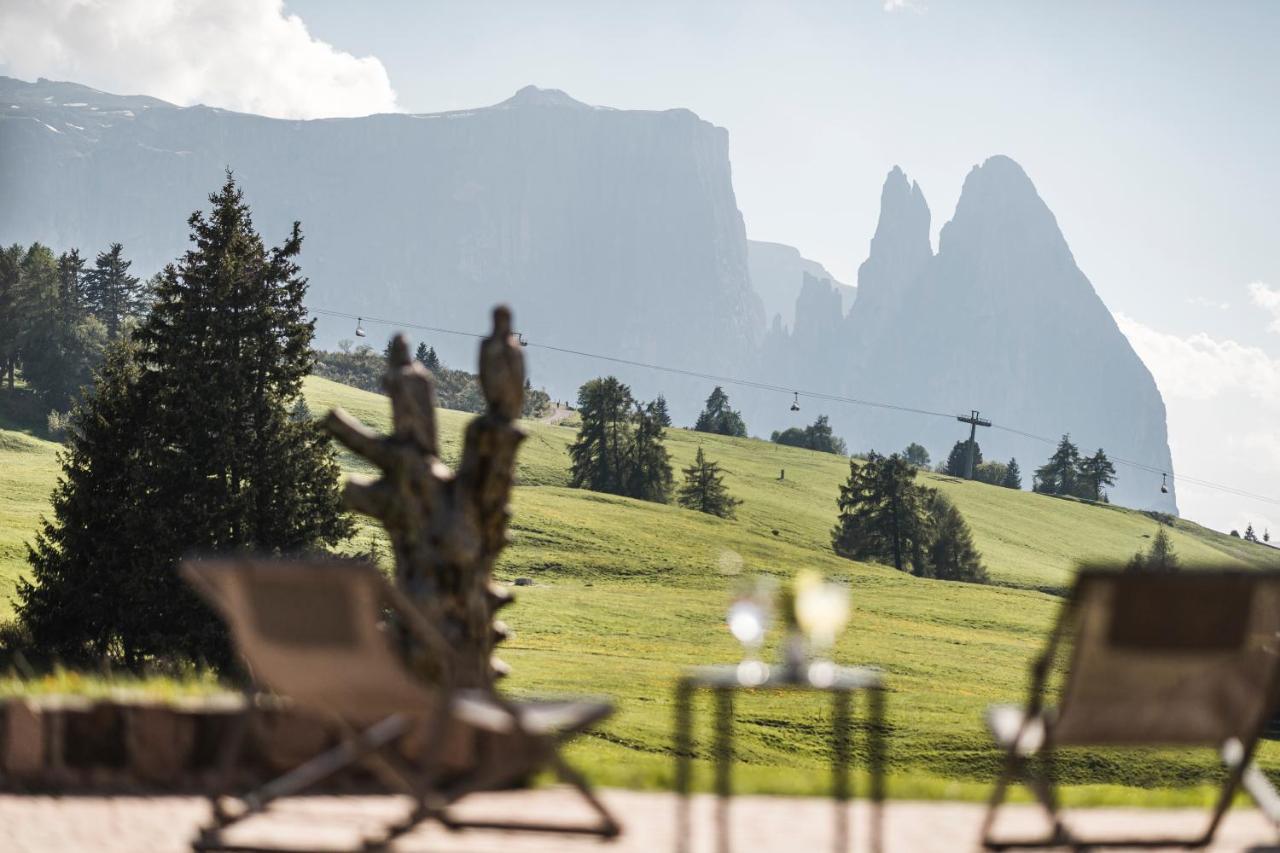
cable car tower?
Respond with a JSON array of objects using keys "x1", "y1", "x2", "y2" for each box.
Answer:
[{"x1": 956, "y1": 409, "x2": 992, "y2": 479}]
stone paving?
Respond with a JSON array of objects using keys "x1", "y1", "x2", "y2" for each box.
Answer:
[{"x1": 2, "y1": 788, "x2": 1280, "y2": 852}]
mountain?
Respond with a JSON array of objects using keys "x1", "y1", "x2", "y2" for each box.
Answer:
[
  {"x1": 0, "y1": 77, "x2": 763, "y2": 419},
  {"x1": 747, "y1": 240, "x2": 853, "y2": 332},
  {"x1": 835, "y1": 157, "x2": 1176, "y2": 512}
]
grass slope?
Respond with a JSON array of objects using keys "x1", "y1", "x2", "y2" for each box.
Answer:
[{"x1": 3, "y1": 374, "x2": 1280, "y2": 803}]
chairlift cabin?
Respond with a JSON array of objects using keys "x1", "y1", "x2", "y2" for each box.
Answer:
[
  {"x1": 1161, "y1": 473, "x2": 1169, "y2": 494},
  {"x1": 790, "y1": 392, "x2": 800, "y2": 412},
  {"x1": 354, "y1": 317, "x2": 367, "y2": 338},
  {"x1": 517, "y1": 332, "x2": 528, "y2": 347}
]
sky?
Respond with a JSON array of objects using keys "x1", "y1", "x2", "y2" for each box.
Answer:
[{"x1": 2, "y1": 0, "x2": 1279, "y2": 534}]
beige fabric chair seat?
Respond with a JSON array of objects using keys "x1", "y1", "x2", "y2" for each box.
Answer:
[{"x1": 981, "y1": 568, "x2": 1280, "y2": 851}]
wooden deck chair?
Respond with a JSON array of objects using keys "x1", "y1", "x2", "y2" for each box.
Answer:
[
  {"x1": 181, "y1": 558, "x2": 620, "y2": 852},
  {"x1": 981, "y1": 568, "x2": 1280, "y2": 850}
]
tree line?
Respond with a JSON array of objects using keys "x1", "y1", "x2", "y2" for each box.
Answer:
[
  {"x1": 312, "y1": 337, "x2": 552, "y2": 418},
  {"x1": 1, "y1": 241, "x2": 149, "y2": 414}
]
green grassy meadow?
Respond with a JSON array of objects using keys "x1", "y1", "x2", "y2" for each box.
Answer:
[{"x1": 4, "y1": 374, "x2": 1280, "y2": 804}]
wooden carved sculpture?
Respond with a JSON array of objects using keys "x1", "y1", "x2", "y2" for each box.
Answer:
[{"x1": 324, "y1": 306, "x2": 525, "y2": 689}]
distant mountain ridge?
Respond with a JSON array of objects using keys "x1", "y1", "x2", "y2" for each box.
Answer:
[{"x1": 0, "y1": 77, "x2": 1176, "y2": 512}]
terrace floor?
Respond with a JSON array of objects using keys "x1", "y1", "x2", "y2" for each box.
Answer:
[{"x1": 3, "y1": 788, "x2": 1279, "y2": 852}]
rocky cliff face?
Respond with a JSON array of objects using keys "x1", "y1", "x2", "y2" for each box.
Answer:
[
  {"x1": 747, "y1": 240, "x2": 853, "y2": 332},
  {"x1": 837, "y1": 157, "x2": 1176, "y2": 512},
  {"x1": 0, "y1": 77, "x2": 763, "y2": 418}
]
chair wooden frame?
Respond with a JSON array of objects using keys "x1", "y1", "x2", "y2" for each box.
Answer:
[
  {"x1": 981, "y1": 569, "x2": 1280, "y2": 851},
  {"x1": 182, "y1": 558, "x2": 620, "y2": 852}
]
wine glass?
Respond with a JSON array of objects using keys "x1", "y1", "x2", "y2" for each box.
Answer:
[
  {"x1": 727, "y1": 576, "x2": 773, "y2": 685},
  {"x1": 796, "y1": 578, "x2": 850, "y2": 685}
]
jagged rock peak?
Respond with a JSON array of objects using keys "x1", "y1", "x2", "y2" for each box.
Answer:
[
  {"x1": 495, "y1": 85, "x2": 591, "y2": 110},
  {"x1": 869, "y1": 166, "x2": 931, "y2": 261},
  {"x1": 941, "y1": 154, "x2": 1069, "y2": 259}
]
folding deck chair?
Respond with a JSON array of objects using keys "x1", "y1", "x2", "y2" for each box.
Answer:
[
  {"x1": 182, "y1": 558, "x2": 621, "y2": 852},
  {"x1": 981, "y1": 568, "x2": 1280, "y2": 850}
]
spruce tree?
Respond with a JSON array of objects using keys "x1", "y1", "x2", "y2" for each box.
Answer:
[
  {"x1": 1002, "y1": 458, "x2": 1022, "y2": 489},
  {"x1": 925, "y1": 491, "x2": 987, "y2": 583},
  {"x1": 569, "y1": 376, "x2": 635, "y2": 494},
  {"x1": 19, "y1": 341, "x2": 155, "y2": 662},
  {"x1": 944, "y1": 439, "x2": 982, "y2": 477},
  {"x1": 627, "y1": 401, "x2": 673, "y2": 503},
  {"x1": 1245, "y1": 524, "x2": 1259, "y2": 543},
  {"x1": 84, "y1": 242, "x2": 142, "y2": 340},
  {"x1": 0, "y1": 244, "x2": 20, "y2": 388},
  {"x1": 804, "y1": 414, "x2": 847, "y2": 455},
  {"x1": 14, "y1": 244, "x2": 105, "y2": 410},
  {"x1": 20, "y1": 174, "x2": 352, "y2": 665},
  {"x1": 651, "y1": 394, "x2": 672, "y2": 427},
  {"x1": 693, "y1": 386, "x2": 747, "y2": 437},
  {"x1": 1127, "y1": 526, "x2": 1179, "y2": 572},
  {"x1": 414, "y1": 342, "x2": 444, "y2": 373},
  {"x1": 832, "y1": 453, "x2": 930, "y2": 575},
  {"x1": 1034, "y1": 435, "x2": 1081, "y2": 495},
  {"x1": 677, "y1": 446, "x2": 739, "y2": 518},
  {"x1": 1077, "y1": 448, "x2": 1117, "y2": 501}
]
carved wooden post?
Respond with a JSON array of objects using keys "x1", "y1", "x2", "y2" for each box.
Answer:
[{"x1": 324, "y1": 306, "x2": 525, "y2": 689}]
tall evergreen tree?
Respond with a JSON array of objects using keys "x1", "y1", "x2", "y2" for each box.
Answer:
[
  {"x1": 804, "y1": 414, "x2": 847, "y2": 455},
  {"x1": 1033, "y1": 434, "x2": 1081, "y2": 496},
  {"x1": 0, "y1": 244, "x2": 21, "y2": 389},
  {"x1": 693, "y1": 386, "x2": 747, "y2": 437},
  {"x1": 832, "y1": 453, "x2": 930, "y2": 574},
  {"x1": 20, "y1": 174, "x2": 352, "y2": 665},
  {"x1": 650, "y1": 394, "x2": 672, "y2": 427},
  {"x1": 677, "y1": 446, "x2": 739, "y2": 518},
  {"x1": 13, "y1": 244, "x2": 105, "y2": 410},
  {"x1": 943, "y1": 439, "x2": 982, "y2": 477},
  {"x1": 627, "y1": 401, "x2": 673, "y2": 503},
  {"x1": 1245, "y1": 523, "x2": 1259, "y2": 543},
  {"x1": 1001, "y1": 458, "x2": 1023, "y2": 489},
  {"x1": 84, "y1": 242, "x2": 143, "y2": 340},
  {"x1": 569, "y1": 376, "x2": 636, "y2": 494},
  {"x1": 925, "y1": 491, "x2": 988, "y2": 583},
  {"x1": 1078, "y1": 448, "x2": 1117, "y2": 502}
]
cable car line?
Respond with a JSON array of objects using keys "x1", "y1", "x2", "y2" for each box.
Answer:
[{"x1": 310, "y1": 306, "x2": 1280, "y2": 508}]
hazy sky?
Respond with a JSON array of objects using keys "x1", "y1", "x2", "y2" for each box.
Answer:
[{"x1": 2, "y1": 0, "x2": 1279, "y2": 533}]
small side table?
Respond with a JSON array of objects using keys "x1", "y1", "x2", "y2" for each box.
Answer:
[{"x1": 673, "y1": 662, "x2": 886, "y2": 853}]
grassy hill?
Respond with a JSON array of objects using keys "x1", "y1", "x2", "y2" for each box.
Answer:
[{"x1": 4, "y1": 374, "x2": 1280, "y2": 803}]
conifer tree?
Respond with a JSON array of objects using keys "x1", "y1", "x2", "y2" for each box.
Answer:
[
  {"x1": 1078, "y1": 448, "x2": 1117, "y2": 501},
  {"x1": 693, "y1": 386, "x2": 747, "y2": 437},
  {"x1": 1245, "y1": 524, "x2": 1259, "y2": 543},
  {"x1": 0, "y1": 244, "x2": 20, "y2": 389},
  {"x1": 1127, "y1": 526, "x2": 1179, "y2": 572},
  {"x1": 569, "y1": 376, "x2": 636, "y2": 494},
  {"x1": 1002, "y1": 458, "x2": 1022, "y2": 489},
  {"x1": 20, "y1": 174, "x2": 352, "y2": 665},
  {"x1": 14, "y1": 244, "x2": 105, "y2": 410},
  {"x1": 832, "y1": 453, "x2": 930, "y2": 574},
  {"x1": 925, "y1": 491, "x2": 988, "y2": 583},
  {"x1": 1033, "y1": 435, "x2": 1081, "y2": 495},
  {"x1": 804, "y1": 414, "x2": 847, "y2": 455},
  {"x1": 84, "y1": 242, "x2": 142, "y2": 340},
  {"x1": 944, "y1": 439, "x2": 982, "y2": 477},
  {"x1": 651, "y1": 394, "x2": 672, "y2": 427},
  {"x1": 627, "y1": 401, "x2": 673, "y2": 503},
  {"x1": 677, "y1": 446, "x2": 739, "y2": 518}
]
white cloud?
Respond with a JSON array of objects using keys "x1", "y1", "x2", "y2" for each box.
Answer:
[
  {"x1": 1248, "y1": 281, "x2": 1280, "y2": 333},
  {"x1": 1116, "y1": 312, "x2": 1280, "y2": 535},
  {"x1": 883, "y1": 0, "x2": 926, "y2": 12},
  {"x1": 1187, "y1": 295, "x2": 1230, "y2": 311},
  {"x1": 0, "y1": 0, "x2": 397, "y2": 119}
]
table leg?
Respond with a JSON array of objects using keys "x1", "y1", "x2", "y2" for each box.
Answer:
[
  {"x1": 832, "y1": 690, "x2": 851, "y2": 853},
  {"x1": 869, "y1": 686, "x2": 886, "y2": 853},
  {"x1": 675, "y1": 679, "x2": 694, "y2": 853},
  {"x1": 714, "y1": 687, "x2": 734, "y2": 853}
]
